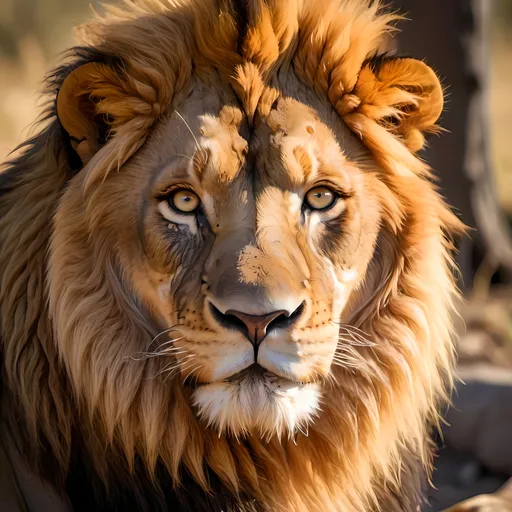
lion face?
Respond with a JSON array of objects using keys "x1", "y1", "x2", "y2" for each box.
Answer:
[
  {"x1": 172, "y1": 100, "x2": 379, "y2": 438},
  {"x1": 55, "y1": 81, "x2": 381, "y2": 439}
]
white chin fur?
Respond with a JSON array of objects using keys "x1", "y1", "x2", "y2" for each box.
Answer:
[{"x1": 191, "y1": 375, "x2": 321, "y2": 439}]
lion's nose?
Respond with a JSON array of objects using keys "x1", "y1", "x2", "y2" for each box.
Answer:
[{"x1": 210, "y1": 302, "x2": 306, "y2": 347}]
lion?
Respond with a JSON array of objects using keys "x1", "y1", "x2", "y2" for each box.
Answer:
[{"x1": 0, "y1": 0, "x2": 466, "y2": 510}]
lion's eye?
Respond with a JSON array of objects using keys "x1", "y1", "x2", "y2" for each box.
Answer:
[
  {"x1": 169, "y1": 190, "x2": 200, "y2": 213},
  {"x1": 305, "y1": 186, "x2": 337, "y2": 211}
]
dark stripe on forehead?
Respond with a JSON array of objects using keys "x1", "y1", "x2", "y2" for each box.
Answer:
[{"x1": 232, "y1": 0, "x2": 250, "y2": 54}]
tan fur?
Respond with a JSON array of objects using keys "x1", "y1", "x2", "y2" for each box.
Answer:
[{"x1": 0, "y1": 1, "x2": 464, "y2": 511}]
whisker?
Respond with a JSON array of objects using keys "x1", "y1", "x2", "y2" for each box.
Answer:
[
  {"x1": 182, "y1": 363, "x2": 204, "y2": 386},
  {"x1": 171, "y1": 153, "x2": 194, "y2": 163},
  {"x1": 155, "y1": 353, "x2": 195, "y2": 378},
  {"x1": 331, "y1": 358, "x2": 360, "y2": 368},
  {"x1": 147, "y1": 325, "x2": 180, "y2": 350},
  {"x1": 130, "y1": 337, "x2": 186, "y2": 361},
  {"x1": 333, "y1": 346, "x2": 360, "y2": 355},
  {"x1": 154, "y1": 337, "x2": 186, "y2": 354},
  {"x1": 337, "y1": 328, "x2": 374, "y2": 346},
  {"x1": 154, "y1": 360, "x2": 180, "y2": 378},
  {"x1": 165, "y1": 355, "x2": 197, "y2": 379},
  {"x1": 150, "y1": 349, "x2": 191, "y2": 362},
  {"x1": 165, "y1": 358, "x2": 197, "y2": 384},
  {"x1": 337, "y1": 339, "x2": 374, "y2": 353},
  {"x1": 174, "y1": 110, "x2": 200, "y2": 151},
  {"x1": 145, "y1": 351, "x2": 196, "y2": 380},
  {"x1": 157, "y1": 335, "x2": 185, "y2": 348},
  {"x1": 339, "y1": 330, "x2": 371, "y2": 343},
  {"x1": 340, "y1": 324, "x2": 371, "y2": 338},
  {"x1": 332, "y1": 321, "x2": 373, "y2": 340}
]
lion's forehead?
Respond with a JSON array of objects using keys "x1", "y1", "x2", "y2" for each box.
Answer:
[{"x1": 188, "y1": 107, "x2": 353, "y2": 198}]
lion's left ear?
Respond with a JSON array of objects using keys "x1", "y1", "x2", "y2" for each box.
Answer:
[
  {"x1": 56, "y1": 59, "x2": 166, "y2": 175},
  {"x1": 56, "y1": 62, "x2": 115, "y2": 166},
  {"x1": 353, "y1": 57, "x2": 444, "y2": 152}
]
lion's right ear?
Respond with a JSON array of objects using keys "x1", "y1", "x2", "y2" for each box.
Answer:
[
  {"x1": 56, "y1": 62, "x2": 114, "y2": 166},
  {"x1": 349, "y1": 57, "x2": 444, "y2": 153}
]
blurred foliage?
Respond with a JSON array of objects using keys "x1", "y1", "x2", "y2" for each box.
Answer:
[
  {"x1": 494, "y1": 0, "x2": 512, "y2": 22},
  {"x1": 0, "y1": 0, "x2": 98, "y2": 60},
  {"x1": 489, "y1": 1, "x2": 512, "y2": 213}
]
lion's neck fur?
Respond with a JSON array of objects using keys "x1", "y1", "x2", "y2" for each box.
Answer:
[{"x1": 0, "y1": 1, "x2": 463, "y2": 511}]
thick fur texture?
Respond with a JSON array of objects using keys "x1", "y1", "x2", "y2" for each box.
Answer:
[{"x1": 0, "y1": 1, "x2": 464, "y2": 511}]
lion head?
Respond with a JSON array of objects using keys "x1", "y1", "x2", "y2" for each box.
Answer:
[{"x1": 0, "y1": 0, "x2": 464, "y2": 511}]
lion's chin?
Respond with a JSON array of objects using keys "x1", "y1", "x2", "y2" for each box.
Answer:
[{"x1": 191, "y1": 368, "x2": 322, "y2": 439}]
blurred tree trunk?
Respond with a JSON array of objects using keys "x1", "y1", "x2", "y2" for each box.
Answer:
[{"x1": 391, "y1": 0, "x2": 512, "y2": 292}]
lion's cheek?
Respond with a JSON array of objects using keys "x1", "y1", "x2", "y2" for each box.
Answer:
[
  {"x1": 257, "y1": 340, "x2": 337, "y2": 382},
  {"x1": 192, "y1": 344, "x2": 254, "y2": 383},
  {"x1": 257, "y1": 323, "x2": 340, "y2": 381}
]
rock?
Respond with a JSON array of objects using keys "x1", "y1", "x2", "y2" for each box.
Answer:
[
  {"x1": 444, "y1": 366, "x2": 512, "y2": 475},
  {"x1": 427, "y1": 448, "x2": 508, "y2": 511},
  {"x1": 441, "y1": 478, "x2": 512, "y2": 511},
  {"x1": 457, "y1": 460, "x2": 481, "y2": 487}
]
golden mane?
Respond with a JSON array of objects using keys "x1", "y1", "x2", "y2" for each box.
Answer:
[{"x1": 0, "y1": 1, "x2": 464, "y2": 511}]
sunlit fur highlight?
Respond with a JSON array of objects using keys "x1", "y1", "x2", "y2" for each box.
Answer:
[{"x1": 0, "y1": 0, "x2": 464, "y2": 511}]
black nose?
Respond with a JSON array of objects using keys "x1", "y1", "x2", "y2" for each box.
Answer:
[{"x1": 210, "y1": 301, "x2": 306, "y2": 347}]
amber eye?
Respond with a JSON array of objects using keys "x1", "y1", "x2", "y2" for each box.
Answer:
[
  {"x1": 305, "y1": 186, "x2": 337, "y2": 211},
  {"x1": 169, "y1": 190, "x2": 200, "y2": 213}
]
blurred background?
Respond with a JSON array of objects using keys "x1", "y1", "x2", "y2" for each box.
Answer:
[
  {"x1": 488, "y1": 1, "x2": 512, "y2": 215},
  {"x1": 0, "y1": 0, "x2": 511, "y2": 510}
]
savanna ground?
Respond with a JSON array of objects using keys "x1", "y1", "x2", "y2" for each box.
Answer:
[{"x1": 1, "y1": 1, "x2": 511, "y2": 510}]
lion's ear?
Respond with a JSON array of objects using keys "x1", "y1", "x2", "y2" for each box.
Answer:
[
  {"x1": 56, "y1": 62, "x2": 114, "y2": 165},
  {"x1": 353, "y1": 57, "x2": 444, "y2": 152}
]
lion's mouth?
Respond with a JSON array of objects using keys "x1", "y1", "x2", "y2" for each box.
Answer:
[
  {"x1": 225, "y1": 363, "x2": 270, "y2": 382},
  {"x1": 187, "y1": 363, "x2": 307, "y2": 389}
]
